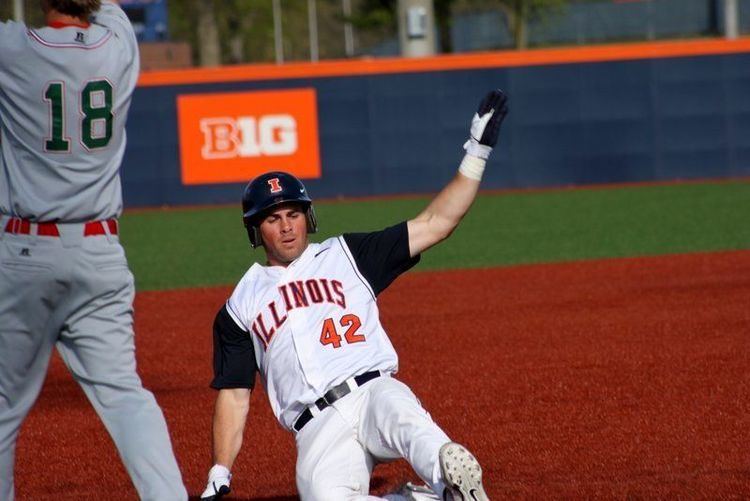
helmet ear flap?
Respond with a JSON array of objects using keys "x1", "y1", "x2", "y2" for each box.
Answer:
[
  {"x1": 306, "y1": 205, "x2": 318, "y2": 234},
  {"x1": 248, "y1": 226, "x2": 261, "y2": 248},
  {"x1": 244, "y1": 216, "x2": 262, "y2": 248}
]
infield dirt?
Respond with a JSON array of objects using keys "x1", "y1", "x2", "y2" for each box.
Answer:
[{"x1": 15, "y1": 250, "x2": 750, "y2": 499}]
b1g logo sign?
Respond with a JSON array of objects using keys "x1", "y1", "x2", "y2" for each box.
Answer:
[
  {"x1": 177, "y1": 88, "x2": 321, "y2": 185},
  {"x1": 200, "y1": 115, "x2": 297, "y2": 159}
]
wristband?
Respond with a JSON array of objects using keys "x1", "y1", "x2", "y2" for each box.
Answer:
[{"x1": 458, "y1": 154, "x2": 486, "y2": 181}]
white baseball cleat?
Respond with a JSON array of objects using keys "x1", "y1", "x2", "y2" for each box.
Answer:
[{"x1": 439, "y1": 442, "x2": 489, "y2": 501}]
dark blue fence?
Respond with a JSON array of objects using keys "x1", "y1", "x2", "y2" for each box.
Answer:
[{"x1": 122, "y1": 51, "x2": 750, "y2": 207}]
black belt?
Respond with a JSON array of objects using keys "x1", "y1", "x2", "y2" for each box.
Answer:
[{"x1": 293, "y1": 370, "x2": 382, "y2": 432}]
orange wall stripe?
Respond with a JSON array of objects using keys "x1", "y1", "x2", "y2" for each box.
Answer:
[{"x1": 138, "y1": 37, "x2": 750, "y2": 88}]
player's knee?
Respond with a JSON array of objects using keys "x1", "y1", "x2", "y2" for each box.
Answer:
[{"x1": 297, "y1": 463, "x2": 368, "y2": 501}]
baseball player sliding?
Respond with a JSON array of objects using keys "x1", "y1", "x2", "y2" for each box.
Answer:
[
  {"x1": 0, "y1": 1, "x2": 186, "y2": 499},
  {"x1": 201, "y1": 90, "x2": 508, "y2": 501}
]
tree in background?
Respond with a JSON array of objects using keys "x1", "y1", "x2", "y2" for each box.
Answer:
[
  {"x1": 165, "y1": 0, "x2": 569, "y2": 66},
  {"x1": 169, "y1": 0, "x2": 270, "y2": 66},
  {"x1": 196, "y1": 0, "x2": 221, "y2": 66},
  {"x1": 463, "y1": 0, "x2": 568, "y2": 49},
  {"x1": 169, "y1": 0, "x2": 354, "y2": 66},
  {"x1": 0, "y1": 0, "x2": 45, "y2": 26},
  {"x1": 352, "y1": 0, "x2": 568, "y2": 52}
]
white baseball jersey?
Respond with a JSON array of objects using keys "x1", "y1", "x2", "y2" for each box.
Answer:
[
  {"x1": 0, "y1": 1, "x2": 139, "y2": 222},
  {"x1": 211, "y1": 222, "x2": 420, "y2": 431}
]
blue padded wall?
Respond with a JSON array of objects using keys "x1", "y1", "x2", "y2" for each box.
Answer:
[{"x1": 122, "y1": 51, "x2": 750, "y2": 207}]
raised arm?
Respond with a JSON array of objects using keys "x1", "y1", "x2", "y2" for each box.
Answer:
[
  {"x1": 92, "y1": 0, "x2": 139, "y2": 55},
  {"x1": 407, "y1": 90, "x2": 509, "y2": 256}
]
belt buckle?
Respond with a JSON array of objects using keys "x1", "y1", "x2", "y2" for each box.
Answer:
[{"x1": 314, "y1": 397, "x2": 328, "y2": 410}]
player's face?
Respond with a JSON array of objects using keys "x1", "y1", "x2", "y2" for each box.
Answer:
[{"x1": 259, "y1": 203, "x2": 310, "y2": 267}]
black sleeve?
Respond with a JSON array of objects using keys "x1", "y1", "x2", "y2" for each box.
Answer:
[
  {"x1": 210, "y1": 304, "x2": 258, "y2": 390},
  {"x1": 342, "y1": 221, "x2": 421, "y2": 296}
]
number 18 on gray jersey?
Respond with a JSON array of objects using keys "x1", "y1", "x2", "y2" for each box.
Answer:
[{"x1": 0, "y1": 2, "x2": 139, "y2": 222}]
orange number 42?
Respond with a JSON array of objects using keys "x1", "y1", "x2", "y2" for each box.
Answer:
[{"x1": 320, "y1": 314, "x2": 365, "y2": 348}]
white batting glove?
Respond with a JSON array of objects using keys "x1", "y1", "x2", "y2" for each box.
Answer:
[
  {"x1": 200, "y1": 464, "x2": 232, "y2": 500},
  {"x1": 463, "y1": 89, "x2": 509, "y2": 160}
]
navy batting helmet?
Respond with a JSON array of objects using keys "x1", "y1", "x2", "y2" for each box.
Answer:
[{"x1": 241, "y1": 171, "x2": 318, "y2": 248}]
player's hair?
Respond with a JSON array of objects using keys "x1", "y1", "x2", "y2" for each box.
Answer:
[{"x1": 47, "y1": 0, "x2": 101, "y2": 18}]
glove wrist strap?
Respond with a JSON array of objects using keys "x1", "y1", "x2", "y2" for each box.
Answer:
[
  {"x1": 458, "y1": 154, "x2": 486, "y2": 181},
  {"x1": 463, "y1": 140, "x2": 492, "y2": 160}
]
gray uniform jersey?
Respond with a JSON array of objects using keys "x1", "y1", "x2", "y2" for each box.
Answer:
[
  {"x1": 0, "y1": 4, "x2": 186, "y2": 498},
  {"x1": 0, "y1": 2, "x2": 139, "y2": 222}
]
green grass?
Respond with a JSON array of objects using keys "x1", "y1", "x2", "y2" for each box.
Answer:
[{"x1": 121, "y1": 180, "x2": 750, "y2": 291}]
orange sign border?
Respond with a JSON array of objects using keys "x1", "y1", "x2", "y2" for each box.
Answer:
[{"x1": 177, "y1": 88, "x2": 321, "y2": 185}]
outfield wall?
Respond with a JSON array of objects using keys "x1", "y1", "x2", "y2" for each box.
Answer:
[{"x1": 124, "y1": 39, "x2": 750, "y2": 207}]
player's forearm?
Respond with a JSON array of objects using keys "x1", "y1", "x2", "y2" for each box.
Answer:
[
  {"x1": 423, "y1": 168, "x2": 481, "y2": 225},
  {"x1": 408, "y1": 170, "x2": 480, "y2": 255},
  {"x1": 211, "y1": 388, "x2": 251, "y2": 469},
  {"x1": 407, "y1": 90, "x2": 508, "y2": 257}
]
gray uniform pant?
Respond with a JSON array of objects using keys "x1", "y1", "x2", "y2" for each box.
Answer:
[{"x1": 0, "y1": 220, "x2": 186, "y2": 500}]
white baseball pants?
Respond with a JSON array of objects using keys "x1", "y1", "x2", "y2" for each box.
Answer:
[{"x1": 294, "y1": 375, "x2": 450, "y2": 500}]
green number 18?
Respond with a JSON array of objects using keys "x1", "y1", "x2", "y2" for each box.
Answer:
[{"x1": 44, "y1": 80, "x2": 113, "y2": 152}]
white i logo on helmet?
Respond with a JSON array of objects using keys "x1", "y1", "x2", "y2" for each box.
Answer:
[{"x1": 267, "y1": 178, "x2": 282, "y2": 193}]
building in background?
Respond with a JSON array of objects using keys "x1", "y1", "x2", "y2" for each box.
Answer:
[
  {"x1": 120, "y1": 0, "x2": 191, "y2": 71},
  {"x1": 121, "y1": 0, "x2": 168, "y2": 41},
  {"x1": 352, "y1": 0, "x2": 749, "y2": 59},
  {"x1": 451, "y1": 0, "x2": 746, "y2": 52}
]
